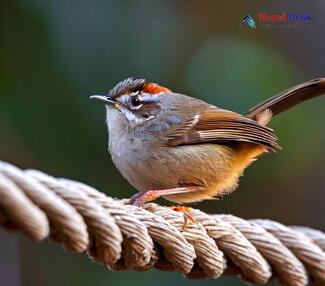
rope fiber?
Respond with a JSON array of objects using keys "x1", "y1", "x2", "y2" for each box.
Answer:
[{"x1": 0, "y1": 160, "x2": 324, "y2": 285}]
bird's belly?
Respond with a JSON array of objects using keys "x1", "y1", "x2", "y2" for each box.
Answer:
[{"x1": 110, "y1": 138, "x2": 256, "y2": 202}]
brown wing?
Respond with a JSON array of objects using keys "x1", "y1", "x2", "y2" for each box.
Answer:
[{"x1": 166, "y1": 108, "x2": 279, "y2": 150}]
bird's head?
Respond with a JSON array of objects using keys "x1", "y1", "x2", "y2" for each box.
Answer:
[{"x1": 91, "y1": 78, "x2": 172, "y2": 128}]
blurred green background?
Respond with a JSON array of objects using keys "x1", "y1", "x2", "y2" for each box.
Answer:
[{"x1": 1, "y1": 1, "x2": 324, "y2": 285}]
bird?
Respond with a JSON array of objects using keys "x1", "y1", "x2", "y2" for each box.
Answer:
[{"x1": 90, "y1": 78, "x2": 325, "y2": 206}]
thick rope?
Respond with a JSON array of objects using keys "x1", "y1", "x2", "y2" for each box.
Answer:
[{"x1": 0, "y1": 160, "x2": 324, "y2": 286}]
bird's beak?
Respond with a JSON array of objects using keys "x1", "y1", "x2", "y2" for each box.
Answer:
[{"x1": 90, "y1": 95, "x2": 116, "y2": 106}]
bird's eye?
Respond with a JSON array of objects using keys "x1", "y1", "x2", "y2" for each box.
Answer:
[{"x1": 129, "y1": 96, "x2": 143, "y2": 109}]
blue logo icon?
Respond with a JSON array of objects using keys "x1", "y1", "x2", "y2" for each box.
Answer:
[{"x1": 241, "y1": 14, "x2": 256, "y2": 28}]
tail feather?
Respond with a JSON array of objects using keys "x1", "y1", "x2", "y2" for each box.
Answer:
[{"x1": 247, "y1": 78, "x2": 325, "y2": 120}]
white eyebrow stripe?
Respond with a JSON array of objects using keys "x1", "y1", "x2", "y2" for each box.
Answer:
[{"x1": 139, "y1": 92, "x2": 162, "y2": 103}]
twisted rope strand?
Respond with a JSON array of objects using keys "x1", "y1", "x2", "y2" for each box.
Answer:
[
  {"x1": 0, "y1": 160, "x2": 324, "y2": 286},
  {"x1": 124, "y1": 204, "x2": 196, "y2": 274},
  {"x1": 190, "y1": 210, "x2": 272, "y2": 283},
  {"x1": 219, "y1": 215, "x2": 308, "y2": 286},
  {"x1": 252, "y1": 219, "x2": 325, "y2": 282},
  {"x1": 26, "y1": 169, "x2": 123, "y2": 265},
  {"x1": 0, "y1": 162, "x2": 88, "y2": 252},
  {"x1": 147, "y1": 204, "x2": 225, "y2": 279},
  {"x1": 290, "y1": 226, "x2": 325, "y2": 252},
  {"x1": 60, "y1": 178, "x2": 155, "y2": 270},
  {"x1": 0, "y1": 172, "x2": 49, "y2": 241}
]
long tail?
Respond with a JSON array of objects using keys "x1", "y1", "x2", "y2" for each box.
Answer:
[{"x1": 247, "y1": 78, "x2": 325, "y2": 120}]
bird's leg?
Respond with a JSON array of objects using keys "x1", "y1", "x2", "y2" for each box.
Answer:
[
  {"x1": 128, "y1": 186, "x2": 200, "y2": 207},
  {"x1": 171, "y1": 205, "x2": 196, "y2": 229}
]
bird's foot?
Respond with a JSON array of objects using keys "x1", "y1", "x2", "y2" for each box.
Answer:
[
  {"x1": 128, "y1": 190, "x2": 160, "y2": 207},
  {"x1": 171, "y1": 205, "x2": 196, "y2": 229}
]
